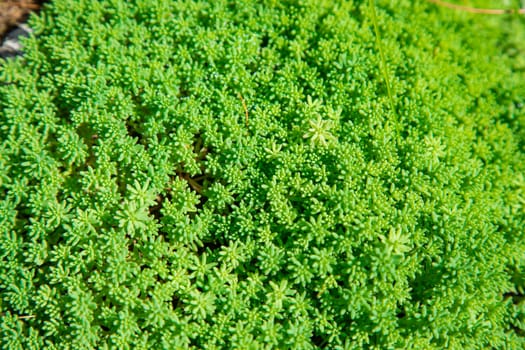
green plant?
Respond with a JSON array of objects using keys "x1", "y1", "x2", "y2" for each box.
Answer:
[{"x1": 1, "y1": 0, "x2": 524, "y2": 349}]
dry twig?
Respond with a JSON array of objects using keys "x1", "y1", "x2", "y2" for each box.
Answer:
[
  {"x1": 238, "y1": 93, "x2": 249, "y2": 128},
  {"x1": 427, "y1": 0, "x2": 525, "y2": 15}
]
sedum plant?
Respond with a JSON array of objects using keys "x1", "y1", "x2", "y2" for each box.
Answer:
[{"x1": 1, "y1": 0, "x2": 525, "y2": 348}]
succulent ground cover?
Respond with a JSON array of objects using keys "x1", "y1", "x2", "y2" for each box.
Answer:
[{"x1": 1, "y1": 0, "x2": 525, "y2": 349}]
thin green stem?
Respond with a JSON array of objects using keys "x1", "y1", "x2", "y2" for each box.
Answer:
[{"x1": 369, "y1": 0, "x2": 397, "y2": 120}]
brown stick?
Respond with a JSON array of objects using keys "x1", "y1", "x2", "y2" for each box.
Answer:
[
  {"x1": 178, "y1": 172, "x2": 203, "y2": 193},
  {"x1": 426, "y1": 0, "x2": 525, "y2": 15},
  {"x1": 18, "y1": 315, "x2": 36, "y2": 319},
  {"x1": 238, "y1": 93, "x2": 249, "y2": 128},
  {"x1": 185, "y1": 176, "x2": 203, "y2": 194}
]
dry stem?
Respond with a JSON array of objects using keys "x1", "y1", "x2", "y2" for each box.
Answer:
[{"x1": 427, "y1": 0, "x2": 525, "y2": 15}]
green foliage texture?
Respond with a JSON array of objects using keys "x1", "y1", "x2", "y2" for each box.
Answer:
[{"x1": 1, "y1": 0, "x2": 525, "y2": 348}]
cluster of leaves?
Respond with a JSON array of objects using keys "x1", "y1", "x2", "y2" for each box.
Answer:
[{"x1": 1, "y1": 0, "x2": 525, "y2": 348}]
